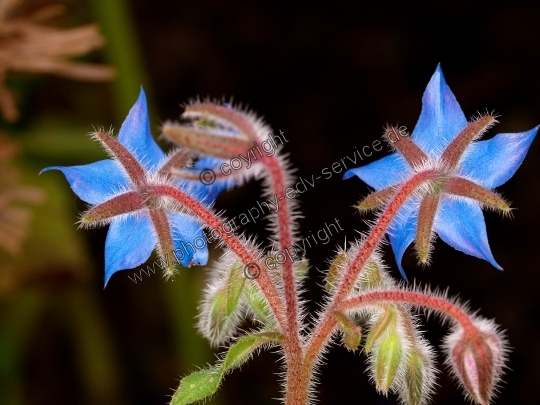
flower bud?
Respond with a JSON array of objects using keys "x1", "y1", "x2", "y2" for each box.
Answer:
[
  {"x1": 334, "y1": 311, "x2": 362, "y2": 350},
  {"x1": 444, "y1": 320, "x2": 506, "y2": 405},
  {"x1": 401, "y1": 342, "x2": 436, "y2": 405},
  {"x1": 365, "y1": 305, "x2": 397, "y2": 353},
  {"x1": 373, "y1": 331, "x2": 403, "y2": 392}
]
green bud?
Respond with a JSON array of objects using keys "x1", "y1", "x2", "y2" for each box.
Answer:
[
  {"x1": 293, "y1": 258, "x2": 309, "y2": 279},
  {"x1": 325, "y1": 251, "x2": 350, "y2": 292},
  {"x1": 334, "y1": 311, "x2": 362, "y2": 350},
  {"x1": 365, "y1": 305, "x2": 397, "y2": 353},
  {"x1": 244, "y1": 285, "x2": 273, "y2": 324},
  {"x1": 374, "y1": 331, "x2": 403, "y2": 392},
  {"x1": 359, "y1": 260, "x2": 382, "y2": 290},
  {"x1": 209, "y1": 286, "x2": 228, "y2": 337},
  {"x1": 226, "y1": 262, "x2": 246, "y2": 316},
  {"x1": 404, "y1": 350, "x2": 427, "y2": 405}
]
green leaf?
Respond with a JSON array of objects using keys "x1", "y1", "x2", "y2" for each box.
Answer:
[
  {"x1": 170, "y1": 367, "x2": 221, "y2": 405},
  {"x1": 170, "y1": 332, "x2": 283, "y2": 405},
  {"x1": 226, "y1": 262, "x2": 245, "y2": 316},
  {"x1": 222, "y1": 332, "x2": 283, "y2": 372}
]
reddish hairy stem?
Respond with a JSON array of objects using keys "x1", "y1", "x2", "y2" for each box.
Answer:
[
  {"x1": 336, "y1": 170, "x2": 439, "y2": 301},
  {"x1": 150, "y1": 184, "x2": 287, "y2": 331},
  {"x1": 338, "y1": 290, "x2": 476, "y2": 333},
  {"x1": 263, "y1": 154, "x2": 304, "y2": 403},
  {"x1": 200, "y1": 103, "x2": 304, "y2": 402},
  {"x1": 298, "y1": 170, "x2": 440, "y2": 402}
]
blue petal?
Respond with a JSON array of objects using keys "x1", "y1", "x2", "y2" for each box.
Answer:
[
  {"x1": 104, "y1": 213, "x2": 157, "y2": 286},
  {"x1": 41, "y1": 160, "x2": 131, "y2": 205},
  {"x1": 168, "y1": 212, "x2": 209, "y2": 267},
  {"x1": 388, "y1": 200, "x2": 418, "y2": 280},
  {"x1": 411, "y1": 65, "x2": 468, "y2": 155},
  {"x1": 343, "y1": 154, "x2": 409, "y2": 189},
  {"x1": 459, "y1": 126, "x2": 538, "y2": 188},
  {"x1": 118, "y1": 88, "x2": 165, "y2": 170},
  {"x1": 434, "y1": 197, "x2": 502, "y2": 270}
]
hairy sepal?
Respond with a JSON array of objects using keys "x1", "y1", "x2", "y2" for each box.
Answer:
[
  {"x1": 197, "y1": 254, "x2": 247, "y2": 345},
  {"x1": 357, "y1": 186, "x2": 399, "y2": 212}
]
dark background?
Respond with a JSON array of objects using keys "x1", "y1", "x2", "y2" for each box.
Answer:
[{"x1": 2, "y1": 0, "x2": 540, "y2": 404}]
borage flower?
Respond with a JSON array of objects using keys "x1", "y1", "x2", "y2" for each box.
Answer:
[
  {"x1": 344, "y1": 65, "x2": 537, "y2": 279},
  {"x1": 41, "y1": 89, "x2": 232, "y2": 285}
]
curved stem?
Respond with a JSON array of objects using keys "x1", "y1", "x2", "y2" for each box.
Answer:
[
  {"x1": 151, "y1": 184, "x2": 287, "y2": 332},
  {"x1": 338, "y1": 290, "x2": 476, "y2": 332}
]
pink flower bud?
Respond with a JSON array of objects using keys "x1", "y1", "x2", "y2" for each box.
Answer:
[{"x1": 444, "y1": 319, "x2": 507, "y2": 405}]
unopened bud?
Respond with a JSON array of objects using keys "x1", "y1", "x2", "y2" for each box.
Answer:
[
  {"x1": 374, "y1": 331, "x2": 403, "y2": 392},
  {"x1": 445, "y1": 320, "x2": 506, "y2": 405},
  {"x1": 334, "y1": 311, "x2": 362, "y2": 350},
  {"x1": 344, "y1": 327, "x2": 362, "y2": 350},
  {"x1": 325, "y1": 251, "x2": 350, "y2": 292},
  {"x1": 403, "y1": 347, "x2": 434, "y2": 405},
  {"x1": 365, "y1": 305, "x2": 397, "y2": 353}
]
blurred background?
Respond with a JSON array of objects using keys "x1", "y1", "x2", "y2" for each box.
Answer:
[{"x1": 1, "y1": 0, "x2": 540, "y2": 404}]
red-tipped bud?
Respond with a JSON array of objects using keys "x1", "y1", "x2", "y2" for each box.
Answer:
[{"x1": 445, "y1": 320, "x2": 506, "y2": 405}]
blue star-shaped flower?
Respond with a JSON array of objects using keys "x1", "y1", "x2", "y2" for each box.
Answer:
[
  {"x1": 344, "y1": 65, "x2": 538, "y2": 279},
  {"x1": 42, "y1": 89, "x2": 232, "y2": 285}
]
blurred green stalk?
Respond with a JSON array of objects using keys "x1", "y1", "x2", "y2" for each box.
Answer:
[
  {"x1": 89, "y1": 0, "x2": 151, "y2": 117},
  {"x1": 0, "y1": 293, "x2": 43, "y2": 405}
]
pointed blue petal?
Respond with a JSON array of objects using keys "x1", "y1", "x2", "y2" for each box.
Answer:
[
  {"x1": 168, "y1": 212, "x2": 209, "y2": 267},
  {"x1": 104, "y1": 213, "x2": 157, "y2": 285},
  {"x1": 459, "y1": 126, "x2": 538, "y2": 188},
  {"x1": 388, "y1": 200, "x2": 418, "y2": 280},
  {"x1": 118, "y1": 88, "x2": 165, "y2": 170},
  {"x1": 411, "y1": 65, "x2": 468, "y2": 155},
  {"x1": 434, "y1": 197, "x2": 502, "y2": 270},
  {"x1": 41, "y1": 160, "x2": 130, "y2": 205},
  {"x1": 343, "y1": 154, "x2": 409, "y2": 189}
]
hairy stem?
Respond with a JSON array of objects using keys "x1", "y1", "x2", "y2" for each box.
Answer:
[
  {"x1": 338, "y1": 290, "x2": 476, "y2": 333},
  {"x1": 150, "y1": 184, "x2": 287, "y2": 332},
  {"x1": 262, "y1": 154, "x2": 303, "y2": 386},
  {"x1": 296, "y1": 170, "x2": 440, "y2": 404}
]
